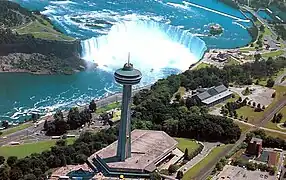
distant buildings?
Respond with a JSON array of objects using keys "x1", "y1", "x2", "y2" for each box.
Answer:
[
  {"x1": 184, "y1": 84, "x2": 233, "y2": 107},
  {"x1": 246, "y1": 137, "x2": 263, "y2": 157},
  {"x1": 211, "y1": 52, "x2": 229, "y2": 62}
]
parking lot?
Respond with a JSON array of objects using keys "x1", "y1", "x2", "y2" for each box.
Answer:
[
  {"x1": 229, "y1": 85, "x2": 275, "y2": 107},
  {"x1": 212, "y1": 165, "x2": 275, "y2": 180}
]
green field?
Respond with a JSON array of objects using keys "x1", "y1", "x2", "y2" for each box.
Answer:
[
  {"x1": 96, "y1": 102, "x2": 121, "y2": 114},
  {"x1": 0, "y1": 138, "x2": 75, "y2": 159},
  {"x1": 237, "y1": 86, "x2": 286, "y2": 124},
  {"x1": 182, "y1": 144, "x2": 231, "y2": 180},
  {"x1": 172, "y1": 87, "x2": 186, "y2": 100},
  {"x1": 234, "y1": 121, "x2": 252, "y2": 133},
  {"x1": 226, "y1": 93, "x2": 239, "y2": 103},
  {"x1": 262, "y1": 50, "x2": 284, "y2": 58},
  {"x1": 0, "y1": 123, "x2": 32, "y2": 137},
  {"x1": 194, "y1": 63, "x2": 211, "y2": 70},
  {"x1": 264, "y1": 26, "x2": 273, "y2": 36},
  {"x1": 175, "y1": 138, "x2": 200, "y2": 154},
  {"x1": 239, "y1": 47, "x2": 255, "y2": 52},
  {"x1": 15, "y1": 15, "x2": 74, "y2": 41},
  {"x1": 226, "y1": 57, "x2": 240, "y2": 66},
  {"x1": 264, "y1": 129, "x2": 286, "y2": 140}
]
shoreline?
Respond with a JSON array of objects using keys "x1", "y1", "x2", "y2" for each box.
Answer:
[{"x1": 0, "y1": 1, "x2": 258, "y2": 123}]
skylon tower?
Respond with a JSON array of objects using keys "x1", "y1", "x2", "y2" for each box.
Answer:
[{"x1": 114, "y1": 53, "x2": 142, "y2": 161}]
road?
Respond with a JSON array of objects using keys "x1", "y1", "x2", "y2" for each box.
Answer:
[
  {"x1": 275, "y1": 71, "x2": 286, "y2": 85},
  {"x1": 243, "y1": 6, "x2": 286, "y2": 46},
  {"x1": 0, "y1": 85, "x2": 151, "y2": 147},
  {"x1": 177, "y1": 142, "x2": 220, "y2": 176},
  {"x1": 0, "y1": 120, "x2": 48, "y2": 146},
  {"x1": 198, "y1": 97, "x2": 286, "y2": 180},
  {"x1": 243, "y1": 6, "x2": 277, "y2": 38}
]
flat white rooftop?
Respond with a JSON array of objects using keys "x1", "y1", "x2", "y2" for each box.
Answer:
[{"x1": 89, "y1": 129, "x2": 177, "y2": 172}]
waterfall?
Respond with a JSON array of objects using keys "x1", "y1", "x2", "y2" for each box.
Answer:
[{"x1": 81, "y1": 20, "x2": 207, "y2": 80}]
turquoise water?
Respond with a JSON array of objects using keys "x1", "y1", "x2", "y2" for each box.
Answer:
[
  {"x1": 257, "y1": 10, "x2": 273, "y2": 21},
  {"x1": 67, "y1": 169, "x2": 95, "y2": 179},
  {"x1": 269, "y1": 5, "x2": 286, "y2": 22},
  {"x1": 2, "y1": 0, "x2": 253, "y2": 121}
]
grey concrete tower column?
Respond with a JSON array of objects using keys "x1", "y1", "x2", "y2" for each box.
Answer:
[{"x1": 114, "y1": 54, "x2": 142, "y2": 162}]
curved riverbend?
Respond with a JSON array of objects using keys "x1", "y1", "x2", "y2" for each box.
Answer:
[{"x1": 1, "y1": 0, "x2": 253, "y2": 121}]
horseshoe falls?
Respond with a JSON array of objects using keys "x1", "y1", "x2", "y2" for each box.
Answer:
[
  {"x1": 3, "y1": 0, "x2": 253, "y2": 121},
  {"x1": 81, "y1": 20, "x2": 207, "y2": 83}
]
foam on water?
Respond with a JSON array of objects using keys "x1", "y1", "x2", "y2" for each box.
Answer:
[
  {"x1": 50, "y1": 0, "x2": 77, "y2": 5},
  {"x1": 3, "y1": 0, "x2": 252, "y2": 122},
  {"x1": 81, "y1": 20, "x2": 207, "y2": 83}
]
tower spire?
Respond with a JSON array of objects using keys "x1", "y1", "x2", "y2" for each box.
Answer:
[
  {"x1": 128, "y1": 52, "x2": 130, "y2": 66},
  {"x1": 114, "y1": 57, "x2": 142, "y2": 161}
]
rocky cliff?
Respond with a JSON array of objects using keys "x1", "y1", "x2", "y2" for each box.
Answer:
[{"x1": 0, "y1": 1, "x2": 86, "y2": 75}]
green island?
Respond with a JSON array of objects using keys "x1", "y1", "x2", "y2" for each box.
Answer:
[{"x1": 209, "y1": 24, "x2": 223, "y2": 36}]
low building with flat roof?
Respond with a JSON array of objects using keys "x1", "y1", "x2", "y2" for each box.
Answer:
[
  {"x1": 267, "y1": 151, "x2": 277, "y2": 167},
  {"x1": 186, "y1": 84, "x2": 233, "y2": 107},
  {"x1": 87, "y1": 129, "x2": 178, "y2": 178}
]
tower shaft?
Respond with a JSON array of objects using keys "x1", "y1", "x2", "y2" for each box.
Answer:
[{"x1": 116, "y1": 85, "x2": 132, "y2": 161}]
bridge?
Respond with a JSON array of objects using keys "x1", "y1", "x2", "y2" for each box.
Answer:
[{"x1": 182, "y1": 1, "x2": 250, "y2": 23}]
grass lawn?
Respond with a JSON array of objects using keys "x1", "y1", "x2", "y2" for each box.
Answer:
[
  {"x1": 175, "y1": 138, "x2": 200, "y2": 154},
  {"x1": 226, "y1": 93, "x2": 239, "y2": 103},
  {"x1": 96, "y1": 102, "x2": 121, "y2": 114},
  {"x1": 236, "y1": 106, "x2": 262, "y2": 123},
  {"x1": 0, "y1": 138, "x2": 75, "y2": 159},
  {"x1": 239, "y1": 47, "x2": 255, "y2": 52},
  {"x1": 16, "y1": 16, "x2": 74, "y2": 41},
  {"x1": 172, "y1": 87, "x2": 186, "y2": 100},
  {"x1": 226, "y1": 57, "x2": 240, "y2": 66},
  {"x1": 264, "y1": 129, "x2": 286, "y2": 140},
  {"x1": 194, "y1": 63, "x2": 211, "y2": 70},
  {"x1": 234, "y1": 121, "x2": 252, "y2": 133},
  {"x1": 182, "y1": 144, "x2": 232, "y2": 180},
  {"x1": 237, "y1": 86, "x2": 286, "y2": 124},
  {"x1": 261, "y1": 50, "x2": 284, "y2": 58},
  {"x1": 264, "y1": 27, "x2": 272, "y2": 36},
  {"x1": 265, "y1": 106, "x2": 286, "y2": 132},
  {"x1": 177, "y1": 87, "x2": 186, "y2": 97},
  {"x1": 0, "y1": 123, "x2": 32, "y2": 137}
]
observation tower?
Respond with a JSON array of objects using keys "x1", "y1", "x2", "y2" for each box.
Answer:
[
  {"x1": 87, "y1": 54, "x2": 178, "y2": 178},
  {"x1": 114, "y1": 53, "x2": 142, "y2": 161}
]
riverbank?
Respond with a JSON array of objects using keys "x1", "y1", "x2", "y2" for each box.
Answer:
[{"x1": 0, "y1": 1, "x2": 85, "y2": 75}]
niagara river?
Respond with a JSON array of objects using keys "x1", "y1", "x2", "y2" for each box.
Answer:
[{"x1": 1, "y1": 0, "x2": 253, "y2": 121}]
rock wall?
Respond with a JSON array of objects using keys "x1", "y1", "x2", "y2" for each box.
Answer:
[{"x1": 0, "y1": 39, "x2": 82, "y2": 59}]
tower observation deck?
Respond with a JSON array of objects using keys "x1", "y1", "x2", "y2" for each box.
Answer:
[
  {"x1": 87, "y1": 55, "x2": 178, "y2": 178},
  {"x1": 114, "y1": 53, "x2": 142, "y2": 161}
]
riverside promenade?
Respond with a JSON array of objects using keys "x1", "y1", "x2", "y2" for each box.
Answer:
[
  {"x1": 0, "y1": 84, "x2": 152, "y2": 146},
  {"x1": 95, "y1": 84, "x2": 151, "y2": 107}
]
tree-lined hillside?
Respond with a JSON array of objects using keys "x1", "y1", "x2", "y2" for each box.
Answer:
[{"x1": 0, "y1": 1, "x2": 35, "y2": 28}]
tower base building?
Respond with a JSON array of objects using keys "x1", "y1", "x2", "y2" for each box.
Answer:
[{"x1": 87, "y1": 129, "x2": 178, "y2": 178}]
